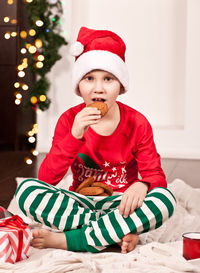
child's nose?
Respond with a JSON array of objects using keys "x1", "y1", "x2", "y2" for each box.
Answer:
[{"x1": 94, "y1": 80, "x2": 104, "y2": 93}]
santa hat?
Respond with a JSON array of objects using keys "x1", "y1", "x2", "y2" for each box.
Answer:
[{"x1": 70, "y1": 27, "x2": 129, "y2": 95}]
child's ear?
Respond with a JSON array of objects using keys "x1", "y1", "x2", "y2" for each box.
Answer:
[
  {"x1": 76, "y1": 87, "x2": 82, "y2": 97},
  {"x1": 120, "y1": 85, "x2": 125, "y2": 94}
]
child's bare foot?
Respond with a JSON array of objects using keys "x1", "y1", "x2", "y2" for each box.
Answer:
[
  {"x1": 31, "y1": 229, "x2": 67, "y2": 250},
  {"x1": 120, "y1": 233, "x2": 139, "y2": 254}
]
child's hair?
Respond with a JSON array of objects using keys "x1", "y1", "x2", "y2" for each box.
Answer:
[{"x1": 70, "y1": 27, "x2": 129, "y2": 95}]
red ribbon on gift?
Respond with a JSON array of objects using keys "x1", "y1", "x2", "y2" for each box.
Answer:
[{"x1": 0, "y1": 215, "x2": 28, "y2": 262}]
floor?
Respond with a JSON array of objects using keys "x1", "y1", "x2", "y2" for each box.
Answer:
[{"x1": 0, "y1": 151, "x2": 199, "y2": 209}]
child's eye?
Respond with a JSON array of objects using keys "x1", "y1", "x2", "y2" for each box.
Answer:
[
  {"x1": 104, "y1": 77, "x2": 113, "y2": 82},
  {"x1": 85, "y1": 76, "x2": 93, "y2": 81}
]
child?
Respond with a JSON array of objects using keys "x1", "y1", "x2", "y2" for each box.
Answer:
[{"x1": 15, "y1": 27, "x2": 176, "y2": 254}]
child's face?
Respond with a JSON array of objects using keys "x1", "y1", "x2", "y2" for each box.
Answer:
[{"x1": 78, "y1": 70, "x2": 122, "y2": 109}]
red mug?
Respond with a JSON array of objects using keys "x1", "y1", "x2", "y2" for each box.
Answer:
[{"x1": 182, "y1": 232, "x2": 200, "y2": 260}]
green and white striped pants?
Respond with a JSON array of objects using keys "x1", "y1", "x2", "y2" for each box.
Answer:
[{"x1": 15, "y1": 179, "x2": 176, "y2": 253}]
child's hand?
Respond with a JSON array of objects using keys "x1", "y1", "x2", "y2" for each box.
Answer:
[
  {"x1": 71, "y1": 107, "x2": 101, "y2": 139},
  {"x1": 118, "y1": 182, "x2": 148, "y2": 218}
]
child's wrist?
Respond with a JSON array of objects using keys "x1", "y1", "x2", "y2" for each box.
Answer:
[
  {"x1": 71, "y1": 128, "x2": 83, "y2": 139},
  {"x1": 72, "y1": 132, "x2": 83, "y2": 140}
]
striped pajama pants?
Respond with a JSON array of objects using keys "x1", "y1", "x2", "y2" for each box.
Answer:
[{"x1": 15, "y1": 178, "x2": 176, "y2": 253}]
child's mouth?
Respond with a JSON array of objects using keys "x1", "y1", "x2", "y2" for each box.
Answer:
[{"x1": 92, "y1": 98, "x2": 106, "y2": 102}]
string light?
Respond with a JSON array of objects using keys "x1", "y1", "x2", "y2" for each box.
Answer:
[
  {"x1": 32, "y1": 149, "x2": 39, "y2": 156},
  {"x1": 39, "y1": 95, "x2": 46, "y2": 102},
  {"x1": 22, "y1": 84, "x2": 29, "y2": 90},
  {"x1": 24, "y1": 157, "x2": 33, "y2": 165},
  {"x1": 11, "y1": 19, "x2": 17, "y2": 24},
  {"x1": 4, "y1": 32, "x2": 11, "y2": 39},
  {"x1": 4, "y1": 17, "x2": 10, "y2": 23},
  {"x1": 14, "y1": 82, "x2": 20, "y2": 88},
  {"x1": 14, "y1": 91, "x2": 22, "y2": 105},
  {"x1": 7, "y1": 0, "x2": 14, "y2": 5},
  {"x1": 21, "y1": 48, "x2": 27, "y2": 54},
  {"x1": 22, "y1": 62, "x2": 28, "y2": 69},
  {"x1": 35, "y1": 39, "x2": 43, "y2": 48},
  {"x1": 27, "y1": 130, "x2": 34, "y2": 137},
  {"x1": 17, "y1": 64, "x2": 24, "y2": 71},
  {"x1": 15, "y1": 99, "x2": 21, "y2": 105},
  {"x1": 32, "y1": 124, "x2": 38, "y2": 134},
  {"x1": 35, "y1": 20, "x2": 44, "y2": 27},
  {"x1": 49, "y1": 0, "x2": 58, "y2": 3},
  {"x1": 25, "y1": 0, "x2": 33, "y2": 3},
  {"x1": 11, "y1": 32, "x2": 17, "y2": 37},
  {"x1": 22, "y1": 58, "x2": 28, "y2": 68},
  {"x1": 20, "y1": 30, "x2": 27, "y2": 39},
  {"x1": 38, "y1": 55, "x2": 44, "y2": 61},
  {"x1": 18, "y1": 71, "x2": 25, "y2": 77},
  {"x1": 28, "y1": 136, "x2": 36, "y2": 143},
  {"x1": 15, "y1": 93, "x2": 22, "y2": 99},
  {"x1": 27, "y1": 124, "x2": 38, "y2": 137},
  {"x1": 36, "y1": 61, "x2": 43, "y2": 68},
  {"x1": 25, "y1": 43, "x2": 31, "y2": 49},
  {"x1": 28, "y1": 45, "x2": 37, "y2": 54},
  {"x1": 30, "y1": 96, "x2": 38, "y2": 104},
  {"x1": 29, "y1": 29, "x2": 36, "y2": 36},
  {"x1": 36, "y1": 109, "x2": 42, "y2": 114}
]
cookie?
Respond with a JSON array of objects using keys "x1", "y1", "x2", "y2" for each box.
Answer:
[
  {"x1": 92, "y1": 182, "x2": 113, "y2": 196},
  {"x1": 87, "y1": 101, "x2": 108, "y2": 117},
  {"x1": 75, "y1": 177, "x2": 94, "y2": 193},
  {"x1": 98, "y1": 192, "x2": 109, "y2": 196},
  {"x1": 78, "y1": 186, "x2": 104, "y2": 196}
]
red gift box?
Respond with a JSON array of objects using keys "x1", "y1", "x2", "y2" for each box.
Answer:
[{"x1": 0, "y1": 215, "x2": 31, "y2": 263}]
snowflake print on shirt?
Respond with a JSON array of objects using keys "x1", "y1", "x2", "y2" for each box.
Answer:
[{"x1": 103, "y1": 161, "x2": 110, "y2": 167}]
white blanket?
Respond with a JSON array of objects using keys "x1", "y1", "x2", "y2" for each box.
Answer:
[{"x1": 0, "y1": 178, "x2": 200, "y2": 273}]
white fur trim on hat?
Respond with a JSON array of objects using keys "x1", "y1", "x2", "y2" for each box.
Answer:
[
  {"x1": 72, "y1": 50, "x2": 129, "y2": 94},
  {"x1": 70, "y1": 41, "x2": 84, "y2": 57}
]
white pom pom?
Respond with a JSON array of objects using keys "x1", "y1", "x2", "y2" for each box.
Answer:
[{"x1": 70, "y1": 41, "x2": 84, "y2": 57}]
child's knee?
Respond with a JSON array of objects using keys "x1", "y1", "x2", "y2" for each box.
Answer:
[
  {"x1": 16, "y1": 179, "x2": 34, "y2": 193},
  {"x1": 148, "y1": 187, "x2": 176, "y2": 202},
  {"x1": 15, "y1": 179, "x2": 43, "y2": 213},
  {"x1": 146, "y1": 187, "x2": 176, "y2": 217},
  {"x1": 15, "y1": 178, "x2": 43, "y2": 203}
]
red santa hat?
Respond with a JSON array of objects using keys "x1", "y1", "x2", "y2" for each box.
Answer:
[{"x1": 70, "y1": 27, "x2": 129, "y2": 95}]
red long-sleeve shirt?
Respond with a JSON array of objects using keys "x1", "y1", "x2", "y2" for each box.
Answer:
[{"x1": 38, "y1": 101, "x2": 167, "y2": 192}]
